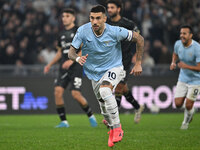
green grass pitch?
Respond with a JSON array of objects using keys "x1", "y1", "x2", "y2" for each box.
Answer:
[{"x1": 0, "y1": 113, "x2": 200, "y2": 150}]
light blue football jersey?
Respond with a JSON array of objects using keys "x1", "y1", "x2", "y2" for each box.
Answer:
[
  {"x1": 71, "y1": 23, "x2": 131, "y2": 81},
  {"x1": 174, "y1": 40, "x2": 200, "y2": 85}
]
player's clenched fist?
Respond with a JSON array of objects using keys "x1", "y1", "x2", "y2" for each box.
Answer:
[{"x1": 170, "y1": 62, "x2": 176, "y2": 70}]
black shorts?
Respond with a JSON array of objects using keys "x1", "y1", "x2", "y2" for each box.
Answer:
[{"x1": 54, "y1": 64, "x2": 82, "y2": 91}]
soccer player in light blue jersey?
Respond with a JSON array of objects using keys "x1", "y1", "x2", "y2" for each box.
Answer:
[
  {"x1": 68, "y1": 5, "x2": 144, "y2": 147},
  {"x1": 170, "y1": 25, "x2": 200, "y2": 130}
]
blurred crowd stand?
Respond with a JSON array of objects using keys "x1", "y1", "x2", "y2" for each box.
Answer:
[{"x1": 0, "y1": 0, "x2": 199, "y2": 76}]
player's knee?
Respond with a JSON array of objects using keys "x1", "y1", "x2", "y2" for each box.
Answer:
[
  {"x1": 101, "y1": 81, "x2": 111, "y2": 86},
  {"x1": 115, "y1": 85, "x2": 123, "y2": 95},
  {"x1": 54, "y1": 88, "x2": 63, "y2": 99},
  {"x1": 123, "y1": 84, "x2": 129, "y2": 93},
  {"x1": 99, "y1": 87, "x2": 112, "y2": 101},
  {"x1": 185, "y1": 102, "x2": 193, "y2": 110},
  {"x1": 175, "y1": 102, "x2": 182, "y2": 108},
  {"x1": 185, "y1": 104, "x2": 193, "y2": 110},
  {"x1": 71, "y1": 90, "x2": 81, "y2": 99},
  {"x1": 175, "y1": 99, "x2": 183, "y2": 108}
]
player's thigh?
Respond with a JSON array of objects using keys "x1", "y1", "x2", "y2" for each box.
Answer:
[
  {"x1": 69, "y1": 73, "x2": 82, "y2": 92},
  {"x1": 115, "y1": 69, "x2": 128, "y2": 93},
  {"x1": 54, "y1": 86, "x2": 65, "y2": 98},
  {"x1": 185, "y1": 98, "x2": 195, "y2": 110},
  {"x1": 91, "y1": 66, "x2": 125, "y2": 100},
  {"x1": 175, "y1": 81, "x2": 188, "y2": 98},
  {"x1": 69, "y1": 64, "x2": 83, "y2": 91},
  {"x1": 115, "y1": 82, "x2": 126, "y2": 94},
  {"x1": 174, "y1": 81, "x2": 188, "y2": 106},
  {"x1": 54, "y1": 71, "x2": 69, "y2": 89},
  {"x1": 186, "y1": 85, "x2": 200, "y2": 101},
  {"x1": 101, "y1": 66, "x2": 125, "y2": 88}
]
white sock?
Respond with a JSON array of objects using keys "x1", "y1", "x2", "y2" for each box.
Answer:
[
  {"x1": 98, "y1": 101, "x2": 112, "y2": 126},
  {"x1": 99, "y1": 87, "x2": 120, "y2": 127},
  {"x1": 104, "y1": 96, "x2": 120, "y2": 126},
  {"x1": 181, "y1": 101, "x2": 186, "y2": 110},
  {"x1": 183, "y1": 107, "x2": 194, "y2": 124}
]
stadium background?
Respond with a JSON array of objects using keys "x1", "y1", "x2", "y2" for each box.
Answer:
[{"x1": 1, "y1": 0, "x2": 200, "y2": 114}]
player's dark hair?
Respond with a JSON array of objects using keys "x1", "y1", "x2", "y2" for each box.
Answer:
[
  {"x1": 90, "y1": 5, "x2": 106, "y2": 14},
  {"x1": 180, "y1": 25, "x2": 193, "y2": 34},
  {"x1": 106, "y1": 0, "x2": 122, "y2": 8},
  {"x1": 62, "y1": 8, "x2": 75, "y2": 16}
]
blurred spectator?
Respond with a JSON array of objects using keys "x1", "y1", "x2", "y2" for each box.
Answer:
[
  {"x1": 150, "y1": 40, "x2": 163, "y2": 64},
  {"x1": 149, "y1": 8, "x2": 164, "y2": 43},
  {"x1": 38, "y1": 46, "x2": 56, "y2": 64},
  {"x1": 142, "y1": 40, "x2": 155, "y2": 75},
  {"x1": 142, "y1": 40, "x2": 155, "y2": 65},
  {"x1": 141, "y1": 14, "x2": 152, "y2": 39},
  {"x1": 1, "y1": 45, "x2": 18, "y2": 64},
  {"x1": 42, "y1": 24, "x2": 56, "y2": 46},
  {"x1": 167, "y1": 17, "x2": 180, "y2": 49},
  {"x1": 123, "y1": 0, "x2": 134, "y2": 20},
  {"x1": 132, "y1": 40, "x2": 155, "y2": 75},
  {"x1": 157, "y1": 45, "x2": 171, "y2": 64},
  {"x1": 136, "y1": 0, "x2": 150, "y2": 23}
]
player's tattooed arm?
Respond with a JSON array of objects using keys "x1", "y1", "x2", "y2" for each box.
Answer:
[
  {"x1": 68, "y1": 45, "x2": 88, "y2": 66},
  {"x1": 68, "y1": 45, "x2": 79, "y2": 61},
  {"x1": 132, "y1": 32, "x2": 144, "y2": 63},
  {"x1": 130, "y1": 32, "x2": 144, "y2": 76}
]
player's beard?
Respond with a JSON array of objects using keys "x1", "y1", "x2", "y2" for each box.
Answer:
[
  {"x1": 109, "y1": 12, "x2": 117, "y2": 19},
  {"x1": 181, "y1": 37, "x2": 187, "y2": 44},
  {"x1": 92, "y1": 24, "x2": 100, "y2": 32}
]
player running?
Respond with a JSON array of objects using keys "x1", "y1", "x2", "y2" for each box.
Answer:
[
  {"x1": 170, "y1": 25, "x2": 200, "y2": 130},
  {"x1": 68, "y1": 5, "x2": 144, "y2": 147},
  {"x1": 44, "y1": 8, "x2": 97, "y2": 128}
]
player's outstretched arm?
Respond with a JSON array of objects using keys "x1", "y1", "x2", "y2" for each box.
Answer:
[
  {"x1": 130, "y1": 32, "x2": 144, "y2": 76},
  {"x1": 68, "y1": 46, "x2": 88, "y2": 66}
]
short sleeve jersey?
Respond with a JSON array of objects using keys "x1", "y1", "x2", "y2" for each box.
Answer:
[
  {"x1": 71, "y1": 23, "x2": 131, "y2": 81},
  {"x1": 174, "y1": 40, "x2": 200, "y2": 85},
  {"x1": 107, "y1": 17, "x2": 138, "y2": 70}
]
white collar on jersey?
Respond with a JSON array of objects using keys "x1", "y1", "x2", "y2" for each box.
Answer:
[{"x1": 184, "y1": 40, "x2": 193, "y2": 48}]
